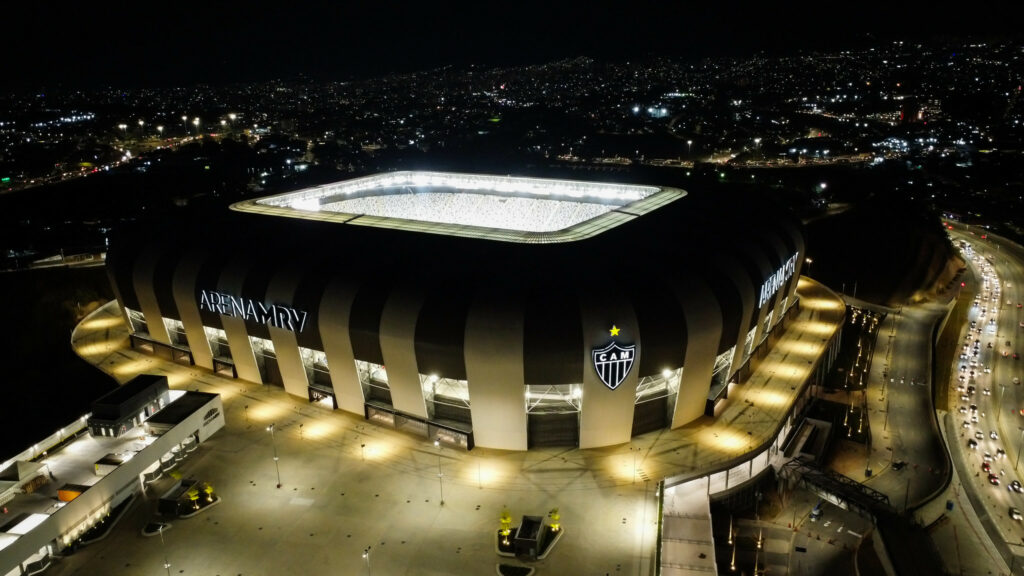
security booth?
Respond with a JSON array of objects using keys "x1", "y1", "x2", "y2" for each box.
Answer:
[
  {"x1": 87, "y1": 374, "x2": 170, "y2": 438},
  {"x1": 514, "y1": 515, "x2": 543, "y2": 559}
]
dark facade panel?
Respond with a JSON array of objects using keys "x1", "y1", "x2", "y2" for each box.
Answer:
[
  {"x1": 414, "y1": 285, "x2": 471, "y2": 380},
  {"x1": 292, "y1": 269, "x2": 331, "y2": 351},
  {"x1": 523, "y1": 284, "x2": 583, "y2": 385},
  {"x1": 239, "y1": 256, "x2": 276, "y2": 341},
  {"x1": 195, "y1": 253, "x2": 231, "y2": 330},
  {"x1": 152, "y1": 248, "x2": 182, "y2": 320},
  {"x1": 106, "y1": 234, "x2": 143, "y2": 312},
  {"x1": 631, "y1": 284, "x2": 687, "y2": 376},
  {"x1": 348, "y1": 279, "x2": 390, "y2": 366}
]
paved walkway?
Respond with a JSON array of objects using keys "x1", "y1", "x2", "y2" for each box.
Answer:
[{"x1": 51, "y1": 277, "x2": 844, "y2": 576}]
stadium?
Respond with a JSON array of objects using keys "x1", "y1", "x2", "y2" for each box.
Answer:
[{"x1": 106, "y1": 171, "x2": 805, "y2": 451}]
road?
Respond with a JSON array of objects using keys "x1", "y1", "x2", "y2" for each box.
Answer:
[
  {"x1": 837, "y1": 293, "x2": 950, "y2": 508},
  {"x1": 946, "y1": 226, "x2": 1024, "y2": 567}
]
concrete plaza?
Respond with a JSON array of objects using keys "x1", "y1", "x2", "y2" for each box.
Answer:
[{"x1": 52, "y1": 277, "x2": 845, "y2": 575}]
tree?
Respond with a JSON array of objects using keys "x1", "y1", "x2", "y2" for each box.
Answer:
[
  {"x1": 548, "y1": 508, "x2": 560, "y2": 532},
  {"x1": 187, "y1": 487, "x2": 200, "y2": 510},
  {"x1": 500, "y1": 507, "x2": 513, "y2": 546}
]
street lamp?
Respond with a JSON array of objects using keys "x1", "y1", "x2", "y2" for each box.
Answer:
[
  {"x1": 362, "y1": 545, "x2": 372, "y2": 576},
  {"x1": 999, "y1": 384, "x2": 1007, "y2": 425},
  {"x1": 267, "y1": 423, "x2": 281, "y2": 488},
  {"x1": 192, "y1": 117, "x2": 201, "y2": 136},
  {"x1": 137, "y1": 119, "x2": 145, "y2": 138},
  {"x1": 687, "y1": 140, "x2": 693, "y2": 155},
  {"x1": 118, "y1": 123, "x2": 127, "y2": 139},
  {"x1": 433, "y1": 437, "x2": 445, "y2": 506},
  {"x1": 156, "y1": 125, "x2": 164, "y2": 138},
  {"x1": 158, "y1": 523, "x2": 172, "y2": 576}
]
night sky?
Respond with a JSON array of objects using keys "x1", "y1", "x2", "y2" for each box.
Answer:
[{"x1": 3, "y1": 1, "x2": 1019, "y2": 91}]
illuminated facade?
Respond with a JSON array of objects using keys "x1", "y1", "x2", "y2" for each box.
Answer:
[{"x1": 106, "y1": 171, "x2": 804, "y2": 450}]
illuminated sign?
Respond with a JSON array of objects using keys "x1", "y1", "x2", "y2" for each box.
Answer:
[
  {"x1": 759, "y1": 253, "x2": 799, "y2": 308},
  {"x1": 199, "y1": 290, "x2": 308, "y2": 333},
  {"x1": 592, "y1": 325, "x2": 635, "y2": 390}
]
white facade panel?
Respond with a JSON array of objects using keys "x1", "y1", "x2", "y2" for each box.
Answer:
[
  {"x1": 132, "y1": 248, "x2": 170, "y2": 344},
  {"x1": 266, "y1": 268, "x2": 311, "y2": 398},
  {"x1": 172, "y1": 252, "x2": 214, "y2": 370},
  {"x1": 578, "y1": 290, "x2": 639, "y2": 449},
  {"x1": 217, "y1": 260, "x2": 261, "y2": 384},
  {"x1": 320, "y1": 278, "x2": 363, "y2": 414},
  {"x1": 465, "y1": 287, "x2": 528, "y2": 450},
  {"x1": 671, "y1": 279, "x2": 721, "y2": 428},
  {"x1": 379, "y1": 288, "x2": 428, "y2": 419}
]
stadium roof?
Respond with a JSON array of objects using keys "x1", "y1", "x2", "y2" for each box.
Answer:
[{"x1": 231, "y1": 171, "x2": 685, "y2": 243}]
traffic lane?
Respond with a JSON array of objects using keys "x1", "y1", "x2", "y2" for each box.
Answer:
[{"x1": 875, "y1": 303, "x2": 948, "y2": 503}]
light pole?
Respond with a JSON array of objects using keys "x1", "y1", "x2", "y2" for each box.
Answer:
[
  {"x1": 267, "y1": 423, "x2": 281, "y2": 488},
  {"x1": 156, "y1": 125, "x2": 164, "y2": 139},
  {"x1": 632, "y1": 447, "x2": 638, "y2": 484},
  {"x1": 687, "y1": 140, "x2": 693, "y2": 156},
  {"x1": 999, "y1": 384, "x2": 1007, "y2": 425},
  {"x1": 192, "y1": 117, "x2": 201, "y2": 137},
  {"x1": 362, "y1": 545, "x2": 372, "y2": 576},
  {"x1": 118, "y1": 123, "x2": 127, "y2": 140},
  {"x1": 433, "y1": 437, "x2": 445, "y2": 506},
  {"x1": 158, "y1": 523, "x2": 172, "y2": 576}
]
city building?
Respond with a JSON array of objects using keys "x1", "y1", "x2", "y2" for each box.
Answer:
[{"x1": 105, "y1": 171, "x2": 804, "y2": 450}]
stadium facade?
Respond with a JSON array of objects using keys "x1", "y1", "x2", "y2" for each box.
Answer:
[{"x1": 106, "y1": 171, "x2": 804, "y2": 450}]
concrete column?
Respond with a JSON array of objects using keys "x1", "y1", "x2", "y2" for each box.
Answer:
[
  {"x1": 749, "y1": 244, "x2": 776, "y2": 350},
  {"x1": 217, "y1": 260, "x2": 261, "y2": 384},
  {"x1": 578, "y1": 290, "x2": 639, "y2": 449},
  {"x1": 132, "y1": 247, "x2": 171, "y2": 344},
  {"x1": 266, "y1": 267, "x2": 311, "y2": 399},
  {"x1": 720, "y1": 259, "x2": 756, "y2": 382},
  {"x1": 671, "y1": 278, "x2": 722, "y2": 428},
  {"x1": 379, "y1": 287, "x2": 428, "y2": 419},
  {"x1": 465, "y1": 286, "x2": 527, "y2": 450},
  {"x1": 320, "y1": 277, "x2": 363, "y2": 415},
  {"x1": 171, "y1": 252, "x2": 213, "y2": 370},
  {"x1": 766, "y1": 234, "x2": 793, "y2": 333}
]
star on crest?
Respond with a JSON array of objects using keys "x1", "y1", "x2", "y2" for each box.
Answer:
[{"x1": 609, "y1": 325, "x2": 621, "y2": 337}]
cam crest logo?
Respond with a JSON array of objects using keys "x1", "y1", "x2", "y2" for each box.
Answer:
[{"x1": 592, "y1": 325, "x2": 635, "y2": 391}]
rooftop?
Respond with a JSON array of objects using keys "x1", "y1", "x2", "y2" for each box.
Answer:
[{"x1": 231, "y1": 171, "x2": 684, "y2": 243}]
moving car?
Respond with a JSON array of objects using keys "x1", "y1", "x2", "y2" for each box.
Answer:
[
  {"x1": 1010, "y1": 480, "x2": 1023, "y2": 493},
  {"x1": 1011, "y1": 507, "x2": 1022, "y2": 520}
]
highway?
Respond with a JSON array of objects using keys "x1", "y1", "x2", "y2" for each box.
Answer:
[{"x1": 947, "y1": 226, "x2": 1024, "y2": 564}]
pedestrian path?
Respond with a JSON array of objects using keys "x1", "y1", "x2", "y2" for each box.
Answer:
[{"x1": 62, "y1": 277, "x2": 845, "y2": 575}]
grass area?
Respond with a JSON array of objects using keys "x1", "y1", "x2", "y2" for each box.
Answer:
[{"x1": 934, "y1": 287, "x2": 974, "y2": 411}]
